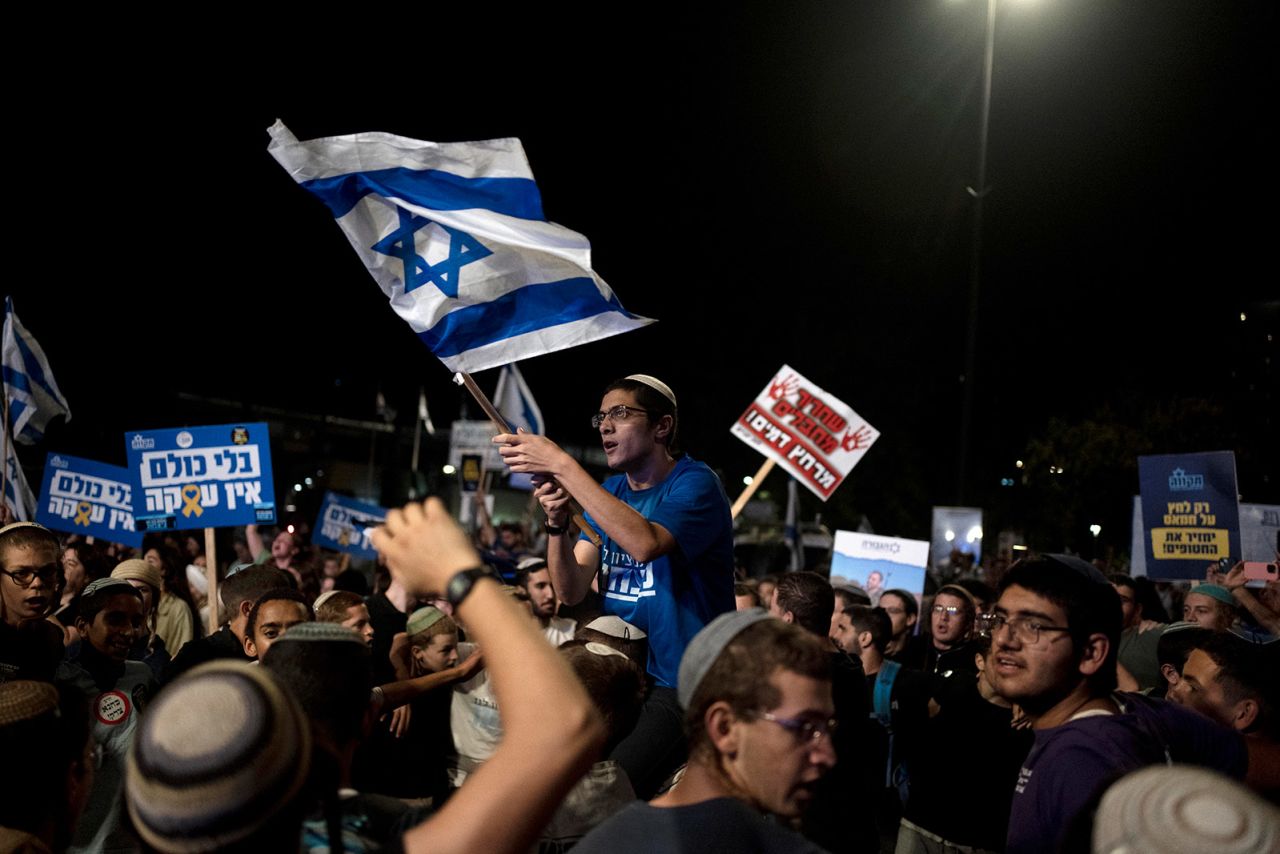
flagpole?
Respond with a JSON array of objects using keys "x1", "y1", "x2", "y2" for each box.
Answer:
[
  {"x1": 453, "y1": 372, "x2": 602, "y2": 547},
  {"x1": 730, "y1": 458, "x2": 776, "y2": 520},
  {"x1": 0, "y1": 393, "x2": 10, "y2": 508},
  {"x1": 410, "y1": 386, "x2": 424, "y2": 474}
]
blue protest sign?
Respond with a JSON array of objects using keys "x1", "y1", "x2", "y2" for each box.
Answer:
[
  {"x1": 312, "y1": 491, "x2": 385, "y2": 559},
  {"x1": 1138, "y1": 451, "x2": 1240, "y2": 581},
  {"x1": 36, "y1": 453, "x2": 142, "y2": 547},
  {"x1": 125, "y1": 423, "x2": 277, "y2": 531}
]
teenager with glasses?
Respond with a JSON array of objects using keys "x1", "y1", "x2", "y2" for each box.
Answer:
[
  {"x1": 988, "y1": 554, "x2": 1280, "y2": 854},
  {"x1": 574, "y1": 610, "x2": 834, "y2": 854},
  {"x1": 494, "y1": 374, "x2": 734, "y2": 799},
  {"x1": 0, "y1": 522, "x2": 66, "y2": 684}
]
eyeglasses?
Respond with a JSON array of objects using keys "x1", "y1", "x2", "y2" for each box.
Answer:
[
  {"x1": 748, "y1": 711, "x2": 838, "y2": 744},
  {"x1": 932, "y1": 604, "x2": 965, "y2": 616},
  {"x1": 590, "y1": 405, "x2": 652, "y2": 429},
  {"x1": 0, "y1": 564, "x2": 58, "y2": 588},
  {"x1": 978, "y1": 612, "x2": 1071, "y2": 645}
]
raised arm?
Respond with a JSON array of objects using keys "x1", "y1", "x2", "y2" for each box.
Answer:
[
  {"x1": 1222, "y1": 562, "x2": 1280, "y2": 636},
  {"x1": 245, "y1": 524, "x2": 266, "y2": 563},
  {"x1": 373, "y1": 498, "x2": 604, "y2": 854},
  {"x1": 378, "y1": 651, "x2": 485, "y2": 709}
]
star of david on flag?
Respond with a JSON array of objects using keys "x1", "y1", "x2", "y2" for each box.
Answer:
[{"x1": 267, "y1": 122, "x2": 654, "y2": 373}]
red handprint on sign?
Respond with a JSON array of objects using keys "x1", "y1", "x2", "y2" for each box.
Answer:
[
  {"x1": 769, "y1": 374, "x2": 800, "y2": 400},
  {"x1": 841, "y1": 425, "x2": 874, "y2": 452}
]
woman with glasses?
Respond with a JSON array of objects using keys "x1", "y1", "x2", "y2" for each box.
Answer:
[{"x1": 495, "y1": 374, "x2": 734, "y2": 799}]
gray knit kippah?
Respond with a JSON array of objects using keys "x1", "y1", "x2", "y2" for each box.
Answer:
[
  {"x1": 1093, "y1": 765, "x2": 1279, "y2": 854},
  {"x1": 677, "y1": 608, "x2": 774, "y2": 709},
  {"x1": 276, "y1": 621, "x2": 364, "y2": 645},
  {"x1": 125, "y1": 661, "x2": 310, "y2": 852}
]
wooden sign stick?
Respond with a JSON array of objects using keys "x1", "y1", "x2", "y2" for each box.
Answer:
[
  {"x1": 453, "y1": 372, "x2": 601, "y2": 547},
  {"x1": 203, "y1": 527, "x2": 219, "y2": 635},
  {"x1": 730, "y1": 458, "x2": 776, "y2": 519}
]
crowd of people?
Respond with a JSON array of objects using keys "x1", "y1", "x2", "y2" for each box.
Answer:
[{"x1": 2, "y1": 373, "x2": 1278, "y2": 853}]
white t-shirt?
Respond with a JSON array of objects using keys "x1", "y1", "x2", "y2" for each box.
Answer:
[{"x1": 450, "y1": 643, "x2": 500, "y2": 766}]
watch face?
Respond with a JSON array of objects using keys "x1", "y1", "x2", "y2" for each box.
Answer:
[{"x1": 447, "y1": 568, "x2": 486, "y2": 607}]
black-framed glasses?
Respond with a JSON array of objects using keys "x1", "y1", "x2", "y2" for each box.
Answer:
[
  {"x1": 978, "y1": 612, "x2": 1071, "y2": 645},
  {"x1": 590, "y1": 405, "x2": 652, "y2": 429},
  {"x1": 0, "y1": 564, "x2": 58, "y2": 588},
  {"x1": 748, "y1": 711, "x2": 838, "y2": 744},
  {"x1": 932, "y1": 604, "x2": 964, "y2": 616}
]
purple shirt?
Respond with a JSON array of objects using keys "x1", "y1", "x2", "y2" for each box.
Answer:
[{"x1": 1007, "y1": 692, "x2": 1247, "y2": 854}]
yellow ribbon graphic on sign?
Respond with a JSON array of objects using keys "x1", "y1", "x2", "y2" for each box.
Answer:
[
  {"x1": 180, "y1": 484, "x2": 204, "y2": 518},
  {"x1": 74, "y1": 502, "x2": 92, "y2": 526}
]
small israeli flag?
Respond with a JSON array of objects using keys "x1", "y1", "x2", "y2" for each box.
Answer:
[
  {"x1": 3, "y1": 296, "x2": 71, "y2": 445},
  {"x1": 268, "y1": 122, "x2": 653, "y2": 373},
  {"x1": 494, "y1": 363, "x2": 543, "y2": 436}
]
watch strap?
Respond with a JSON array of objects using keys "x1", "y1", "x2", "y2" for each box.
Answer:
[{"x1": 446, "y1": 567, "x2": 490, "y2": 609}]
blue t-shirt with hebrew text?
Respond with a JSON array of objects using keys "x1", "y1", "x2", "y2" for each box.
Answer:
[{"x1": 581, "y1": 455, "x2": 734, "y2": 688}]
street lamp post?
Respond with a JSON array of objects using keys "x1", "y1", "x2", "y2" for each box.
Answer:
[{"x1": 958, "y1": 0, "x2": 997, "y2": 504}]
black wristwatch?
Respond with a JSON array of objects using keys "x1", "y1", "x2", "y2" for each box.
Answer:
[
  {"x1": 543, "y1": 519, "x2": 569, "y2": 536},
  {"x1": 446, "y1": 568, "x2": 490, "y2": 609}
]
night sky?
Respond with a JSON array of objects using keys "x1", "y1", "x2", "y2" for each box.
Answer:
[{"x1": 10, "y1": 3, "x2": 1276, "y2": 554}]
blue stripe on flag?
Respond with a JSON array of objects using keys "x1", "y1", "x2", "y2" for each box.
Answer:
[
  {"x1": 12, "y1": 332, "x2": 60, "y2": 403},
  {"x1": 301, "y1": 167, "x2": 544, "y2": 220},
  {"x1": 419, "y1": 278, "x2": 633, "y2": 358},
  {"x1": 0, "y1": 365, "x2": 29, "y2": 396}
]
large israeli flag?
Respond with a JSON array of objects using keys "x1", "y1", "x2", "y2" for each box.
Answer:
[
  {"x1": 3, "y1": 297, "x2": 71, "y2": 445},
  {"x1": 267, "y1": 122, "x2": 653, "y2": 373}
]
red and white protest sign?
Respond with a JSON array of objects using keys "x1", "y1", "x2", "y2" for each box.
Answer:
[{"x1": 730, "y1": 365, "x2": 879, "y2": 501}]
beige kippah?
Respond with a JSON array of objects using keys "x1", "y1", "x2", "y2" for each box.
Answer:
[
  {"x1": 0, "y1": 521, "x2": 52, "y2": 537},
  {"x1": 406, "y1": 606, "x2": 448, "y2": 636},
  {"x1": 1093, "y1": 765, "x2": 1279, "y2": 854},
  {"x1": 0, "y1": 680, "x2": 59, "y2": 726},
  {"x1": 112, "y1": 559, "x2": 163, "y2": 591},
  {"x1": 624, "y1": 374, "x2": 676, "y2": 408}
]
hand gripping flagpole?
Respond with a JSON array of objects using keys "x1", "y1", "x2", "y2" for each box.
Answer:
[{"x1": 453, "y1": 372, "x2": 602, "y2": 547}]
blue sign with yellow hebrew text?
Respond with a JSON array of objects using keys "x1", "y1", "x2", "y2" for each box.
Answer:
[
  {"x1": 125, "y1": 423, "x2": 276, "y2": 531},
  {"x1": 36, "y1": 453, "x2": 142, "y2": 547},
  {"x1": 1138, "y1": 451, "x2": 1240, "y2": 581},
  {"x1": 312, "y1": 491, "x2": 385, "y2": 559}
]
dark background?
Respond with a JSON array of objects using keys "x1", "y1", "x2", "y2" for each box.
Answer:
[{"x1": 9, "y1": 3, "x2": 1276, "y2": 558}]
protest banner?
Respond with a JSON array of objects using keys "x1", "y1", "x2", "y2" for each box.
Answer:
[
  {"x1": 448, "y1": 420, "x2": 506, "y2": 470},
  {"x1": 312, "y1": 491, "x2": 386, "y2": 560},
  {"x1": 831, "y1": 531, "x2": 930, "y2": 607},
  {"x1": 730, "y1": 365, "x2": 880, "y2": 504},
  {"x1": 460, "y1": 454, "x2": 483, "y2": 493},
  {"x1": 36, "y1": 453, "x2": 141, "y2": 547},
  {"x1": 1136, "y1": 452, "x2": 1242, "y2": 580},
  {"x1": 1132, "y1": 498, "x2": 1277, "y2": 577},
  {"x1": 125, "y1": 423, "x2": 277, "y2": 532}
]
